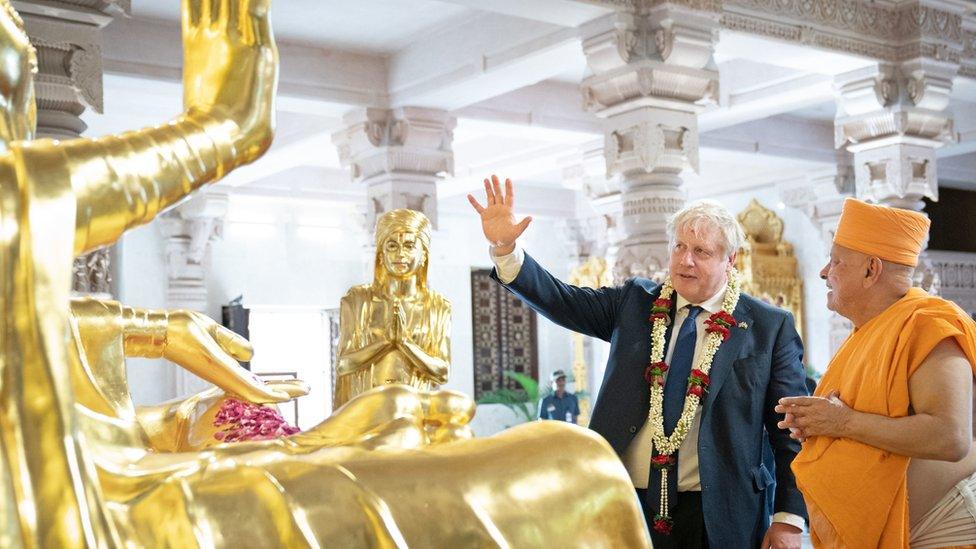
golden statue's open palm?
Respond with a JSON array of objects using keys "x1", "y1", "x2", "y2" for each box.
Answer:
[
  {"x1": 467, "y1": 174, "x2": 533, "y2": 255},
  {"x1": 182, "y1": 0, "x2": 277, "y2": 162}
]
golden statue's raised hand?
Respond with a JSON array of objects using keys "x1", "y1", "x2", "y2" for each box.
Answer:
[
  {"x1": 466, "y1": 174, "x2": 533, "y2": 256},
  {"x1": 182, "y1": 0, "x2": 276, "y2": 164}
]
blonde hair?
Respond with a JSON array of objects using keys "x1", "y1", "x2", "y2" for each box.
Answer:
[
  {"x1": 667, "y1": 200, "x2": 745, "y2": 258},
  {"x1": 372, "y1": 209, "x2": 431, "y2": 292}
]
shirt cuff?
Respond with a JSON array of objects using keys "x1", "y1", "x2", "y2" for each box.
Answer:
[
  {"x1": 490, "y1": 245, "x2": 524, "y2": 284},
  {"x1": 772, "y1": 512, "x2": 806, "y2": 531}
]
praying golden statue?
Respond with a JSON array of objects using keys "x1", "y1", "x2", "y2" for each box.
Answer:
[
  {"x1": 0, "y1": 0, "x2": 649, "y2": 546},
  {"x1": 335, "y1": 209, "x2": 451, "y2": 408}
]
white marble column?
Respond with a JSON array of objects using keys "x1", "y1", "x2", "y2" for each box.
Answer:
[
  {"x1": 780, "y1": 166, "x2": 856, "y2": 356},
  {"x1": 835, "y1": 57, "x2": 958, "y2": 292},
  {"x1": 18, "y1": 0, "x2": 127, "y2": 296},
  {"x1": 160, "y1": 191, "x2": 228, "y2": 397},
  {"x1": 332, "y1": 107, "x2": 455, "y2": 231},
  {"x1": 581, "y1": 5, "x2": 720, "y2": 281}
]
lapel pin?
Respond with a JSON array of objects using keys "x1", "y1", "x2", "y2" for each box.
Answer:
[{"x1": 738, "y1": 322, "x2": 749, "y2": 329}]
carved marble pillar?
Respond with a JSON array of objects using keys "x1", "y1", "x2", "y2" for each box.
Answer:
[
  {"x1": 332, "y1": 107, "x2": 455, "y2": 231},
  {"x1": 17, "y1": 0, "x2": 128, "y2": 295},
  {"x1": 835, "y1": 56, "x2": 958, "y2": 293},
  {"x1": 161, "y1": 191, "x2": 228, "y2": 397},
  {"x1": 581, "y1": 4, "x2": 719, "y2": 281},
  {"x1": 780, "y1": 166, "x2": 855, "y2": 356},
  {"x1": 560, "y1": 140, "x2": 620, "y2": 264}
]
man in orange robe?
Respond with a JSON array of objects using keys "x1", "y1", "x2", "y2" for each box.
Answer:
[{"x1": 778, "y1": 198, "x2": 976, "y2": 548}]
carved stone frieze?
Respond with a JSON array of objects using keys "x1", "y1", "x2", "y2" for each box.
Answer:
[
  {"x1": 720, "y1": 0, "x2": 970, "y2": 70},
  {"x1": 723, "y1": 0, "x2": 961, "y2": 43},
  {"x1": 927, "y1": 250, "x2": 976, "y2": 317}
]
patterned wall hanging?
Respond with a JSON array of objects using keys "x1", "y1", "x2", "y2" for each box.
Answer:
[{"x1": 470, "y1": 269, "x2": 538, "y2": 400}]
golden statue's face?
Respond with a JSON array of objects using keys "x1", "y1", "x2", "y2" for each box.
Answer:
[
  {"x1": 0, "y1": 6, "x2": 36, "y2": 145},
  {"x1": 381, "y1": 230, "x2": 425, "y2": 279}
]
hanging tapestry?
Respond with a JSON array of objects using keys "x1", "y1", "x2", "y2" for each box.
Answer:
[{"x1": 471, "y1": 268, "x2": 538, "y2": 400}]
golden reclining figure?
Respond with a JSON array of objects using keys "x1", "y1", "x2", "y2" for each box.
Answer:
[{"x1": 0, "y1": 0, "x2": 649, "y2": 546}]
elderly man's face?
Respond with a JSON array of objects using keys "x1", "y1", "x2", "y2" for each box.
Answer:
[
  {"x1": 820, "y1": 244, "x2": 869, "y2": 318},
  {"x1": 669, "y1": 224, "x2": 733, "y2": 304}
]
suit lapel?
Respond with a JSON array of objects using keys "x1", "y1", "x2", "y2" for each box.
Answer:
[{"x1": 701, "y1": 299, "x2": 752, "y2": 419}]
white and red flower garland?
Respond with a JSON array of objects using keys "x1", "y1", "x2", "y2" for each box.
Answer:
[{"x1": 643, "y1": 271, "x2": 741, "y2": 535}]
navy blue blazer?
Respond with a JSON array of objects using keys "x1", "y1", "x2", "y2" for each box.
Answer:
[{"x1": 495, "y1": 252, "x2": 808, "y2": 547}]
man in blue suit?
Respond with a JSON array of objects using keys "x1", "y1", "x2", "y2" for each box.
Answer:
[{"x1": 468, "y1": 175, "x2": 808, "y2": 548}]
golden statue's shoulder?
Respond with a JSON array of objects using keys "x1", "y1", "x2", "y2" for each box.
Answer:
[{"x1": 341, "y1": 284, "x2": 373, "y2": 302}]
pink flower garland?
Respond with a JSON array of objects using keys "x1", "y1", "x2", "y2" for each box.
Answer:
[{"x1": 213, "y1": 398, "x2": 300, "y2": 442}]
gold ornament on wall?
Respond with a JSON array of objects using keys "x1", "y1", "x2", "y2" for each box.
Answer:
[
  {"x1": 735, "y1": 199, "x2": 805, "y2": 339},
  {"x1": 568, "y1": 256, "x2": 614, "y2": 427}
]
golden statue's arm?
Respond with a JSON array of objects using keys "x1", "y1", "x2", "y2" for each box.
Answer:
[
  {"x1": 336, "y1": 292, "x2": 395, "y2": 376},
  {"x1": 396, "y1": 299, "x2": 450, "y2": 383},
  {"x1": 71, "y1": 298, "x2": 306, "y2": 404},
  {"x1": 337, "y1": 340, "x2": 393, "y2": 375},
  {"x1": 54, "y1": 0, "x2": 277, "y2": 256},
  {"x1": 397, "y1": 340, "x2": 448, "y2": 382}
]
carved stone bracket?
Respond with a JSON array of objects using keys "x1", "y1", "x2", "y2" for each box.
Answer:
[
  {"x1": 160, "y1": 192, "x2": 228, "y2": 312},
  {"x1": 332, "y1": 107, "x2": 455, "y2": 230}
]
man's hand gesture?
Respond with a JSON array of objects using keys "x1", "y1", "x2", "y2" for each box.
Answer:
[{"x1": 467, "y1": 174, "x2": 533, "y2": 256}]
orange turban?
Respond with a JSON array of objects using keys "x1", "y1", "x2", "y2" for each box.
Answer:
[{"x1": 833, "y1": 198, "x2": 930, "y2": 266}]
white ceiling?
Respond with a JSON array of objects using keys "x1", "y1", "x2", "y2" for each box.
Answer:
[
  {"x1": 132, "y1": 0, "x2": 475, "y2": 52},
  {"x1": 90, "y1": 0, "x2": 976, "y2": 210}
]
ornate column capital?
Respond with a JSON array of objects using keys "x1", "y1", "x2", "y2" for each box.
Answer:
[
  {"x1": 17, "y1": 0, "x2": 127, "y2": 137},
  {"x1": 332, "y1": 107, "x2": 455, "y2": 229},
  {"x1": 834, "y1": 58, "x2": 957, "y2": 208}
]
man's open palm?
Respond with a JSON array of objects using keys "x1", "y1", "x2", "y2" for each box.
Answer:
[{"x1": 467, "y1": 175, "x2": 533, "y2": 255}]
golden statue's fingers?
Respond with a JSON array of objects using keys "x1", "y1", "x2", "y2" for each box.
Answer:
[
  {"x1": 198, "y1": 0, "x2": 213, "y2": 26},
  {"x1": 267, "y1": 379, "x2": 310, "y2": 398},
  {"x1": 211, "y1": 323, "x2": 254, "y2": 362},
  {"x1": 183, "y1": 0, "x2": 203, "y2": 27}
]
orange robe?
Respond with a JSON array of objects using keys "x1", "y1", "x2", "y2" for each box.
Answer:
[{"x1": 792, "y1": 288, "x2": 976, "y2": 548}]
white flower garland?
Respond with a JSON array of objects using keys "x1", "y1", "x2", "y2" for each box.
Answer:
[{"x1": 647, "y1": 270, "x2": 741, "y2": 527}]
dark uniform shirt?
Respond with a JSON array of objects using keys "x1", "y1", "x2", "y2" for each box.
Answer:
[{"x1": 538, "y1": 392, "x2": 580, "y2": 423}]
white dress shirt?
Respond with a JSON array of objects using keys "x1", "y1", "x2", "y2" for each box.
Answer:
[{"x1": 490, "y1": 245, "x2": 805, "y2": 531}]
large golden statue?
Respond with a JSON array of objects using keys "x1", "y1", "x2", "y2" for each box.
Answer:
[
  {"x1": 335, "y1": 209, "x2": 451, "y2": 408},
  {"x1": 0, "y1": 0, "x2": 650, "y2": 547}
]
